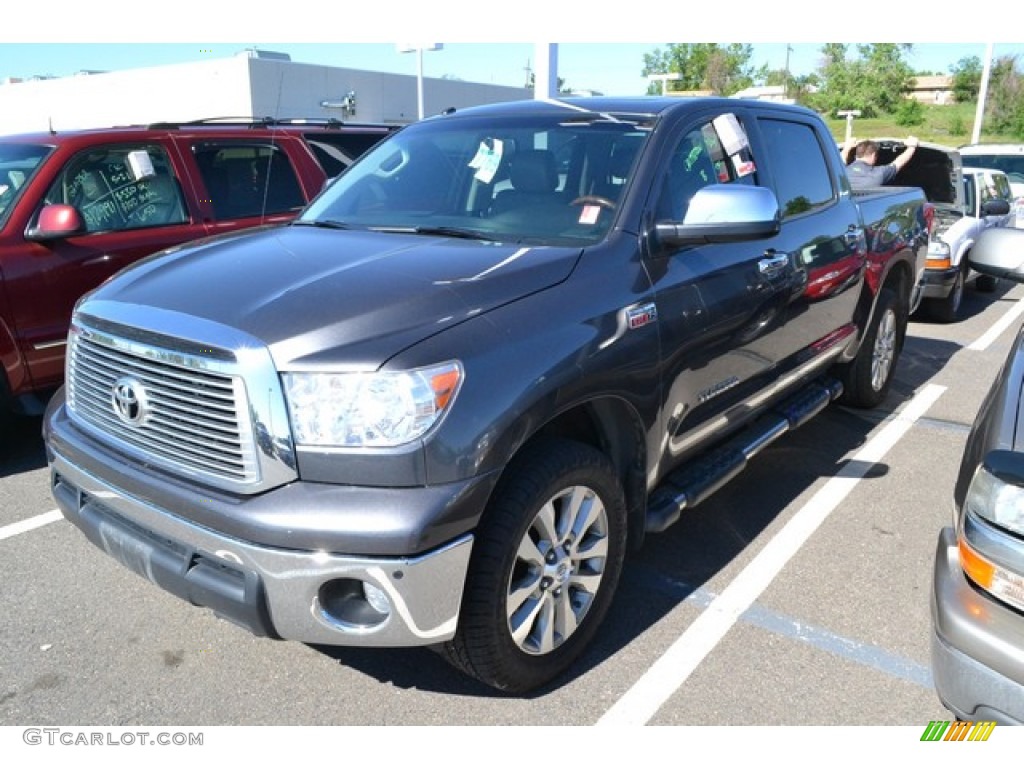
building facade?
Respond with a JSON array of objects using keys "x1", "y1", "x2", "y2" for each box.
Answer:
[{"x1": 0, "y1": 50, "x2": 532, "y2": 135}]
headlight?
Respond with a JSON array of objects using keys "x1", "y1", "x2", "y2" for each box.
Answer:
[
  {"x1": 965, "y1": 460, "x2": 1024, "y2": 537},
  {"x1": 960, "y1": 455, "x2": 1024, "y2": 610},
  {"x1": 926, "y1": 239, "x2": 951, "y2": 269},
  {"x1": 283, "y1": 361, "x2": 462, "y2": 447}
]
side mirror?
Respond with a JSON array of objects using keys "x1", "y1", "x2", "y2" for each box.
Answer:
[
  {"x1": 25, "y1": 204, "x2": 85, "y2": 241},
  {"x1": 981, "y1": 198, "x2": 1011, "y2": 217},
  {"x1": 654, "y1": 185, "x2": 781, "y2": 247},
  {"x1": 968, "y1": 227, "x2": 1024, "y2": 284}
]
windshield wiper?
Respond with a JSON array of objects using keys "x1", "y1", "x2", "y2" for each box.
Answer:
[
  {"x1": 293, "y1": 219, "x2": 356, "y2": 230},
  {"x1": 372, "y1": 225, "x2": 500, "y2": 242}
]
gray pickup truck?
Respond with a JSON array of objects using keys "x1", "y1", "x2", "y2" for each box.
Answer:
[{"x1": 43, "y1": 97, "x2": 932, "y2": 693}]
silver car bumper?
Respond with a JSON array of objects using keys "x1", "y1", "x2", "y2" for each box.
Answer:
[{"x1": 930, "y1": 526, "x2": 1024, "y2": 724}]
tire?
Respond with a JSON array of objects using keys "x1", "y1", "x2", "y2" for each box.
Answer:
[
  {"x1": 926, "y1": 260, "x2": 966, "y2": 323},
  {"x1": 976, "y1": 273, "x2": 999, "y2": 293},
  {"x1": 0, "y1": 373, "x2": 13, "y2": 438},
  {"x1": 441, "y1": 438, "x2": 627, "y2": 693},
  {"x1": 837, "y1": 286, "x2": 902, "y2": 409}
]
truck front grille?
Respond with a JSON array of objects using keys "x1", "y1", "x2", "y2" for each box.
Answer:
[{"x1": 66, "y1": 323, "x2": 260, "y2": 488}]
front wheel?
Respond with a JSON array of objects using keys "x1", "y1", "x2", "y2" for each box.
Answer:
[
  {"x1": 441, "y1": 438, "x2": 627, "y2": 693},
  {"x1": 837, "y1": 286, "x2": 902, "y2": 409},
  {"x1": 924, "y1": 259, "x2": 966, "y2": 323}
]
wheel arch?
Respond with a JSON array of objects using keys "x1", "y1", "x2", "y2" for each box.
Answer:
[{"x1": 502, "y1": 395, "x2": 649, "y2": 552}]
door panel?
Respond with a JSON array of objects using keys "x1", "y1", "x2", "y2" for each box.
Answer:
[{"x1": 652, "y1": 111, "x2": 861, "y2": 472}]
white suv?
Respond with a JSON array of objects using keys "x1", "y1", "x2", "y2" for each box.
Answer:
[{"x1": 959, "y1": 144, "x2": 1024, "y2": 229}]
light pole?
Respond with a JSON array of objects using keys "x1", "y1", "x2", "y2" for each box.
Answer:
[
  {"x1": 971, "y1": 43, "x2": 995, "y2": 144},
  {"x1": 837, "y1": 110, "x2": 862, "y2": 143},
  {"x1": 397, "y1": 43, "x2": 442, "y2": 120},
  {"x1": 648, "y1": 73, "x2": 681, "y2": 95}
]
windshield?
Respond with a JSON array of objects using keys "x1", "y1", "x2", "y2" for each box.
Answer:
[
  {"x1": 0, "y1": 143, "x2": 53, "y2": 228},
  {"x1": 299, "y1": 112, "x2": 654, "y2": 246},
  {"x1": 962, "y1": 153, "x2": 1024, "y2": 188}
]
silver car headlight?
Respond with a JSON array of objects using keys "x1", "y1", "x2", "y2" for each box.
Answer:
[
  {"x1": 283, "y1": 361, "x2": 462, "y2": 448},
  {"x1": 960, "y1": 457, "x2": 1024, "y2": 611},
  {"x1": 965, "y1": 462, "x2": 1024, "y2": 537}
]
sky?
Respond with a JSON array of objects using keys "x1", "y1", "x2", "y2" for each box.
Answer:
[
  {"x1": 2, "y1": 1, "x2": 1021, "y2": 97},
  {"x1": 0, "y1": 42, "x2": 1018, "y2": 98}
]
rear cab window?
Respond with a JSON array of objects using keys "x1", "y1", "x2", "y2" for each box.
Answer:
[{"x1": 755, "y1": 117, "x2": 835, "y2": 218}]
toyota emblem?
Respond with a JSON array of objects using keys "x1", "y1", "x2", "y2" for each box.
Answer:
[{"x1": 111, "y1": 377, "x2": 149, "y2": 426}]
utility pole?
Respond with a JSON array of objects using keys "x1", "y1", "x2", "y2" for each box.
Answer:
[
  {"x1": 784, "y1": 44, "x2": 792, "y2": 99},
  {"x1": 971, "y1": 43, "x2": 995, "y2": 144}
]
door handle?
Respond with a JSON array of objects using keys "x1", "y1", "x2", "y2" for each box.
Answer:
[
  {"x1": 843, "y1": 227, "x2": 864, "y2": 246},
  {"x1": 758, "y1": 251, "x2": 789, "y2": 274}
]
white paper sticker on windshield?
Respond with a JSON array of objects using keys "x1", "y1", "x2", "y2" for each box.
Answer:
[
  {"x1": 126, "y1": 150, "x2": 156, "y2": 181},
  {"x1": 469, "y1": 139, "x2": 503, "y2": 184},
  {"x1": 578, "y1": 205, "x2": 600, "y2": 225}
]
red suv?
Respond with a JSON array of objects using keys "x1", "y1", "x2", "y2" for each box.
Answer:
[{"x1": 0, "y1": 118, "x2": 394, "y2": 423}]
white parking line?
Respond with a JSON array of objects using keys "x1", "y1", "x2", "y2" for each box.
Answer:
[
  {"x1": 597, "y1": 382, "x2": 947, "y2": 726},
  {"x1": 0, "y1": 509, "x2": 64, "y2": 541},
  {"x1": 969, "y1": 294, "x2": 1024, "y2": 351}
]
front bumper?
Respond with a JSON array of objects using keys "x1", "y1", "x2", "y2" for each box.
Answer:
[
  {"x1": 919, "y1": 265, "x2": 960, "y2": 300},
  {"x1": 46, "y1": 400, "x2": 482, "y2": 648},
  {"x1": 930, "y1": 526, "x2": 1024, "y2": 724}
]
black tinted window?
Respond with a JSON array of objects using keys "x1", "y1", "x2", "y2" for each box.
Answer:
[
  {"x1": 192, "y1": 143, "x2": 305, "y2": 220},
  {"x1": 757, "y1": 119, "x2": 834, "y2": 218},
  {"x1": 304, "y1": 132, "x2": 390, "y2": 177}
]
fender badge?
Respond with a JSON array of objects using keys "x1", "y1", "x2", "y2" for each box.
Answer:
[{"x1": 627, "y1": 303, "x2": 658, "y2": 330}]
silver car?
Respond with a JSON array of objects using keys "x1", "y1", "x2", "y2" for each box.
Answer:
[{"x1": 931, "y1": 226, "x2": 1024, "y2": 724}]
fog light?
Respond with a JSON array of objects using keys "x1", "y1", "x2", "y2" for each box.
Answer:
[
  {"x1": 363, "y1": 582, "x2": 392, "y2": 616},
  {"x1": 317, "y1": 578, "x2": 390, "y2": 630}
]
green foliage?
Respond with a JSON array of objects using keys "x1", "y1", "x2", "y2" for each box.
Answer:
[
  {"x1": 951, "y1": 56, "x2": 982, "y2": 102},
  {"x1": 895, "y1": 98, "x2": 925, "y2": 127},
  {"x1": 986, "y1": 55, "x2": 1024, "y2": 139},
  {"x1": 808, "y1": 43, "x2": 915, "y2": 118},
  {"x1": 947, "y1": 111, "x2": 966, "y2": 136},
  {"x1": 642, "y1": 43, "x2": 757, "y2": 96}
]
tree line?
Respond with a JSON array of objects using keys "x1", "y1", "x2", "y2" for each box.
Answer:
[{"x1": 641, "y1": 43, "x2": 1024, "y2": 139}]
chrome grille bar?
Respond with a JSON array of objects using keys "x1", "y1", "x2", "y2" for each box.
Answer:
[{"x1": 67, "y1": 323, "x2": 260, "y2": 487}]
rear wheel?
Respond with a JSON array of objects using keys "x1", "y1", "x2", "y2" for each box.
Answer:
[
  {"x1": 442, "y1": 438, "x2": 627, "y2": 693},
  {"x1": 838, "y1": 286, "x2": 902, "y2": 409}
]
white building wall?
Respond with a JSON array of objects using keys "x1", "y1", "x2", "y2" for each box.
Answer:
[
  {"x1": 0, "y1": 54, "x2": 533, "y2": 136},
  {"x1": 0, "y1": 57, "x2": 256, "y2": 134}
]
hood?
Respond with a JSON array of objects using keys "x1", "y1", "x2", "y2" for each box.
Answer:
[
  {"x1": 85, "y1": 224, "x2": 582, "y2": 369},
  {"x1": 873, "y1": 139, "x2": 962, "y2": 209}
]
